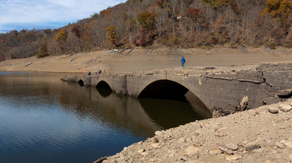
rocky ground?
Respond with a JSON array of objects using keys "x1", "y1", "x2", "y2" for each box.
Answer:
[{"x1": 97, "y1": 100, "x2": 292, "y2": 163}]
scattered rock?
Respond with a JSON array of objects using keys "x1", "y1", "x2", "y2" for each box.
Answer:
[
  {"x1": 209, "y1": 149, "x2": 222, "y2": 155},
  {"x1": 238, "y1": 140, "x2": 249, "y2": 148},
  {"x1": 151, "y1": 143, "x2": 159, "y2": 148},
  {"x1": 275, "y1": 142, "x2": 285, "y2": 149},
  {"x1": 184, "y1": 146, "x2": 200, "y2": 156},
  {"x1": 178, "y1": 137, "x2": 186, "y2": 143},
  {"x1": 155, "y1": 131, "x2": 162, "y2": 136},
  {"x1": 138, "y1": 149, "x2": 145, "y2": 153},
  {"x1": 193, "y1": 141, "x2": 202, "y2": 147},
  {"x1": 225, "y1": 155, "x2": 241, "y2": 161},
  {"x1": 179, "y1": 157, "x2": 188, "y2": 161},
  {"x1": 149, "y1": 158, "x2": 156, "y2": 162},
  {"x1": 219, "y1": 147, "x2": 234, "y2": 155},
  {"x1": 279, "y1": 104, "x2": 292, "y2": 112},
  {"x1": 280, "y1": 140, "x2": 292, "y2": 148},
  {"x1": 267, "y1": 106, "x2": 279, "y2": 114},
  {"x1": 215, "y1": 131, "x2": 226, "y2": 137},
  {"x1": 245, "y1": 144, "x2": 261, "y2": 151},
  {"x1": 240, "y1": 96, "x2": 249, "y2": 108},
  {"x1": 225, "y1": 143, "x2": 238, "y2": 150},
  {"x1": 151, "y1": 140, "x2": 159, "y2": 148},
  {"x1": 152, "y1": 137, "x2": 158, "y2": 144}
]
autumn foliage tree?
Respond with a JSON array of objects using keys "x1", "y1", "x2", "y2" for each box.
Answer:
[
  {"x1": 54, "y1": 30, "x2": 67, "y2": 42},
  {"x1": 185, "y1": 7, "x2": 203, "y2": 23},
  {"x1": 139, "y1": 28, "x2": 147, "y2": 47},
  {"x1": 262, "y1": 0, "x2": 292, "y2": 25},
  {"x1": 137, "y1": 12, "x2": 156, "y2": 31},
  {"x1": 156, "y1": 0, "x2": 166, "y2": 8},
  {"x1": 54, "y1": 30, "x2": 67, "y2": 51},
  {"x1": 44, "y1": 29, "x2": 51, "y2": 35},
  {"x1": 38, "y1": 43, "x2": 48, "y2": 58},
  {"x1": 105, "y1": 25, "x2": 119, "y2": 47},
  {"x1": 126, "y1": 18, "x2": 136, "y2": 32},
  {"x1": 203, "y1": 0, "x2": 236, "y2": 8},
  {"x1": 71, "y1": 25, "x2": 82, "y2": 38}
]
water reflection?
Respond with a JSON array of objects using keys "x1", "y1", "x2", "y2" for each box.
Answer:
[
  {"x1": 0, "y1": 72, "x2": 203, "y2": 163},
  {"x1": 139, "y1": 98, "x2": 204, "y2": 129},
  {"x1": 96, "y1": 86, "x2": 113, "y2": 97}
]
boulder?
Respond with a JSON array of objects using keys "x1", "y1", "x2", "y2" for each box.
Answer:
[
  {"x1": 267, "y1": 106, "x2": 279, "y2": 114},
  {"x1": 279, "y1": 104, "x2": 292, "y2": 112},
  {"x1": 240, "y1": 96, "x2": 249, "y2": 108},
  {"x1": 225, "y1": 143, "x2": 238, "y2": 150}
]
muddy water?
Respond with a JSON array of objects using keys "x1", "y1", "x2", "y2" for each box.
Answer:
[{"x1": 0, "y1": 72, "x2": 203, "y2": 163}]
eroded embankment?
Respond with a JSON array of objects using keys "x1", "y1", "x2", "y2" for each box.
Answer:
[{"x1": 96, "y1": 100, "x2": 292, "y2": 163}]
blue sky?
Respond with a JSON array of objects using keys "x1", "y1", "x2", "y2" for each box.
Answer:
[{"x1": 0, "y1": 0, "x2": 126, "y2": 33}]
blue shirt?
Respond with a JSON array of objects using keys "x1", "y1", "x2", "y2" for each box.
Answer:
[{"x1": 181, "y1": 57, "x2": 185, "y2": 63}]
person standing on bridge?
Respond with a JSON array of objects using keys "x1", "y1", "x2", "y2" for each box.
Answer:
[{"x1": 181, "y1": 56, "x2": 185, "y2": 67}]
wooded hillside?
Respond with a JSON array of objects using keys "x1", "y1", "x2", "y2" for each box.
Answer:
[{"x1": 1, "y1": 0, "x2": 292, "y2": 61}]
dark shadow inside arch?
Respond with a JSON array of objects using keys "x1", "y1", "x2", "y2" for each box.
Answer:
[
  {"x1": 138, "y1": 98, "x2": 205, "y2": 129},
  {"x1": 138, "y1": 80, "x2": 188, "y2": 101},
  {"x1": 78, "y1": 80, "x2": 84, "y2": 87},
  {"x1": 96, "y1": 81, "x2": 112, "y2": 97},
  {"x1": 138, "y1": 80, "x2": 212, "y2": 118}
]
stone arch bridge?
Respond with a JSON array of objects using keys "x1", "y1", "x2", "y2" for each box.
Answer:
[{"x1": 62, "y1": 63, "x2": 292, "y2": 117}]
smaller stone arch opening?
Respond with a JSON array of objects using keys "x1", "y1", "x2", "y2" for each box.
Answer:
[
  {"x1": 78, "y1": 80, "x2": 84, "y2": 87},
  {"x1": 96, "y1": 81, "x2": 113, "y2": 97}
]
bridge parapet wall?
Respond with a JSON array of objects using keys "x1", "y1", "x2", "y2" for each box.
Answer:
[
  {"x1": 127, "y1": 70, "x2": 167, "y2": 96},
  {"x1": 201, "y1": 68, "x2": 266, "y2": 110},
  {"x1": 258, "y1": 63, "x2": 292, "y2": 90}
]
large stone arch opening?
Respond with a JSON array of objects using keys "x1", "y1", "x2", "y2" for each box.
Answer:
[
  {"x1": 138, "y1": 80, "x2": 212, "y2": 118},
  {"x1": 96, "y1": 81, "x2": 112, "y2": 97},
  {"x1": 138, "y1": 80, "x2": 188, "y2": 101}
]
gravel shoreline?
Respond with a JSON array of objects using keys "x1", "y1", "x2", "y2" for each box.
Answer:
[{"x1": 97, "y1": 100, "x2": 292, "y2": 163}]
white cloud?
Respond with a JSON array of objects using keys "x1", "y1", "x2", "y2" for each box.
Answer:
[{"x1": 0, "y1": 0, "x2": 126, "y2": 31}]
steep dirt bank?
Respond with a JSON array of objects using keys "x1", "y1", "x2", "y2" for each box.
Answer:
[
  {"x1": 1, "y1": 47, "x2": 292, "y2": 74},
  {"x1": 98, "y1": 100, "x2": 292, "y2": 163}
]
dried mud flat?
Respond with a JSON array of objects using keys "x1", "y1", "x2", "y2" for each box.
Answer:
[
  {"x1": 1, "y1": 47, "x2": 292, "y2": 74},
  {"x1": 98, "y1": 100, "x2": 292, "y2": 163}
]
